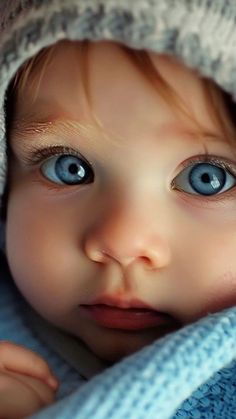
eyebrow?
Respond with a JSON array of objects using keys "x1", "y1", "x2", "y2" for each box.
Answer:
[
  {"x1": 11, "y1": 116, "x2": 104, "y2": 144},
  {"x1": 10, "y1": 113, "x2": 230, "y2": 149}
]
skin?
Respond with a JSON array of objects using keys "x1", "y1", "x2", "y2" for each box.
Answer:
[
  {"x1": 0, "y1": 341, "x2": 58, "y2": 418},
  {"x1": 5, "y1": 40, "x2": 236, "y2": 363}
]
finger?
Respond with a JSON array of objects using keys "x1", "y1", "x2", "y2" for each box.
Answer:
[
  {"x1": 5, "y1": 370, "x2": 56, "y2": 407},
  {"x1": 0, "y1": 372, "x2": 46, "y2": 418},
  {"x1": 0, "y1": 341, "x2": 59, "y2": 388}
]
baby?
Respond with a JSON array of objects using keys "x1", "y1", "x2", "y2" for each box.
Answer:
[{"x1": 1, "y1": 25, "x2": 236, "y2": 419}]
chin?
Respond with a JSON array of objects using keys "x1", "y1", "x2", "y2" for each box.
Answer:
[
  {"x1": 84, "y1": 328, "x2": 166, "y2": 364},
  {"x1": 89, "y1": 340, "x2": 144, "y2": 364}
]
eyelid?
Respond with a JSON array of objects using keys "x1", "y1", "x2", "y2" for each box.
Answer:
[
  {"x1": 179, "y1": 154, "x2": 236, "y2": 178},
  {"x1": 170, "y1": 154, "x2": 236, "y2": 203},
  {"x1": 20, "y1": 144, "x2": 92, "y2": 167}
]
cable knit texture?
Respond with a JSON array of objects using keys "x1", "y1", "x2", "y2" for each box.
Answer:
[{"x1": 0, "y1": 1, "x2": 236, "y2": 418}]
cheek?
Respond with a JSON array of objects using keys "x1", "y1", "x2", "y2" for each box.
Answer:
[
  {"x1": 203, "y1": 270, "x2": 236, "y2": 313},
  {"x1": 7, "y1": 222, "x2": 63, "y2": 317},
  {"x1": 172, "y1": 222, "x2": 236, "y2": 321},
  {"x1": 193, "y1": 237, "x2": 236, "y2": 318},
  {"x1": 5, "y1": 193, "x2": 80, "y2": 318}
]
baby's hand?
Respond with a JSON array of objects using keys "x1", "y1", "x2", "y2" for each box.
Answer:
[{"x1": 0, "y1": 341, "x2": 59, "y2": 418}]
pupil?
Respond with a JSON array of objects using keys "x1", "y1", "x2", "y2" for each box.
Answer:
[
  {"x1": 201, "y1": 173, "x2": 210, "y2": 183},
  {"x1": 69, "y1": 164, "x2": 78, "y2": 175}
]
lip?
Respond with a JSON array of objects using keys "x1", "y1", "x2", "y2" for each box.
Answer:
[
  {"x1": 91, "y1": 296, "x2": 157, "y2": 310},
  {"x1": 79, "y1": 295, "x2": 177, "y2": 331}
]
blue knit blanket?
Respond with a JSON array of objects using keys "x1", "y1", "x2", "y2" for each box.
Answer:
[{"x1": 0, "y1": 252, "x2": 236, "y2": 419}]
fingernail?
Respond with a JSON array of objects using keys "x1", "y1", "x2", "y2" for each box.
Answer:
[{"x1": 48, "y1": 376, "x2": 59, "y2": 390}]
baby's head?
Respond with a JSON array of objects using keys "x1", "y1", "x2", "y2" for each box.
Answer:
[{"x1": 2, "y1": 39, "x2": 236, "y2": 362}]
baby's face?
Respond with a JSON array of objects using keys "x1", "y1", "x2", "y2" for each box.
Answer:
[{"x1": 5, "y1": 41, "x2": 236, "y2": 362}]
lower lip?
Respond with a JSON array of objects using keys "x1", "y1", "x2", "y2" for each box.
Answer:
[{"x1": 80, "y1": 304, "x2": 175, "y2": 330}]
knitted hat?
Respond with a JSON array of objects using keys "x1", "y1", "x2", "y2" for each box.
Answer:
[{"x1": 0, "y1": 0, "x2": 236, "y2": 205}]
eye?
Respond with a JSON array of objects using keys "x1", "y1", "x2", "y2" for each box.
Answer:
[
  {"x1": 172, "y1": 162, "x2": 236, "y2": 196},
  {"x1": 41, "y1": 154, "x2": 94, "y2": 185}
]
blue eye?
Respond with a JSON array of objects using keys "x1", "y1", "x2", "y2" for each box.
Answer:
[
  {"x1": 41, "y1": 155, "x2": 94, "y2": 185},
  {"x1": 173, "y1": 162, "x2": 236, "y2": 196}
]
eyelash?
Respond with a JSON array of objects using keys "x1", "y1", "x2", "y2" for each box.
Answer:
[
  {"x1": 181, "y1": 154, "x2": 236, "y2": 175},
  {"x1": 21, "y1": 145, "x2": 236, "y2": 201},
  {"x1": 21, "y1": 145, "x2": 91, "y2": 191},
  {"x1": 23, "y1": 145, "x2": 236, "y2": 171},
  {"x1": 22, "y1": 145, "x2": 85, "y2": 166},
  {"x1": 172, "y1": 154, "x2": 236, "y2": 203}
]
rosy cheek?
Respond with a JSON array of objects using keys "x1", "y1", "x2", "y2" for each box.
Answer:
[{"x1": 204, "y1": 270, "x2": 236, "y2": 314}]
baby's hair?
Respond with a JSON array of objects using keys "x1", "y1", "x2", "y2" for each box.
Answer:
[{"x1": 1, "y1": 39, "x2": 236, "y2": 221}]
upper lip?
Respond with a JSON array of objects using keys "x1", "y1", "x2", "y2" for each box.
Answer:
[{"x1": 83, "y1": 295, "x2": 160, "y2": 311}]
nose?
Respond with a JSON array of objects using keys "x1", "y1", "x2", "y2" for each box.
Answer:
[{"x1": 83, "y1": 203, "x2": 171, "y2": 270}]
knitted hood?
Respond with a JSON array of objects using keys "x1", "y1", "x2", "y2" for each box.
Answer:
[{"x1": 1, "y1": 0, "x2": 236, "y2": 202}]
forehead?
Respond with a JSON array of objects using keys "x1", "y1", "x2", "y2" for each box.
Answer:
[{"x1": 11, "y1": 41, "x2": 231, "y2": 145}]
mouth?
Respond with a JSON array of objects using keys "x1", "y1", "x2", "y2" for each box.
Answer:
[{"x1": 79, "y1": 296, "x2": 178, "y2": 331}]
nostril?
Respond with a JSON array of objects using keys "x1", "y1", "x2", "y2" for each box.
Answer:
[
  {"x1": 139, "y1": 255, "x2": 155, "y2": 269},
  {"x1": 84, "y1": 233, "x2": 170, "y2": 269}
]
